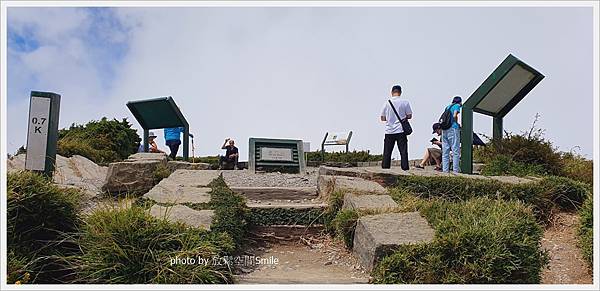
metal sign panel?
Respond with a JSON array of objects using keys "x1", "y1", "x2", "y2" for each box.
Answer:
[
  {"x1": 261, "y1": 147, "x2": 293, "y2": 161},
  {"x1": 25, "y1": 96, "x2": 51, "y2": 171}
]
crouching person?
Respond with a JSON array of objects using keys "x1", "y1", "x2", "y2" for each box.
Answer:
[
  {"x1": 416, "y1": 123, "x2": 442, "y2": 171},
  {"x1": 219, "y1": 138, "x2": 239, "y2": 170}
]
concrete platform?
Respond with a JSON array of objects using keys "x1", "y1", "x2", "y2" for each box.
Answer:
[
  {"x1": 319, "y1": 166, "x2": 533, "y2": 187},
  {"x1": 353, "y1": 212, "x2": 435, "y2": 271}
]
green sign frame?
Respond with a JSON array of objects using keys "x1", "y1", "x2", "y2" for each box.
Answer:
[
  {"x1": 126, "y1": 96, "x2": 190, "y2": 160},
  {"x1": 249, "y1": 138, "x2": 306, "y2": 173},
  {"x1": 461, "y1": 54, "x2": 544, "y2": 173}
]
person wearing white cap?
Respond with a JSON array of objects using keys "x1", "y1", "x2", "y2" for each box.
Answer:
[{"x1": 138, "y1": 131, "x2": 164, "y2": 153}]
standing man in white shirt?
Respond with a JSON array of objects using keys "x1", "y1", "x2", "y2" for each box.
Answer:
[{"x1": 380, "y1": 85, "x2": 413, "y2": 170}]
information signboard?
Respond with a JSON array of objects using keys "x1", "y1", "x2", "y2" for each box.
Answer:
[{"x1": 25, "y1": 91, "x2": 61, "y2": 176}]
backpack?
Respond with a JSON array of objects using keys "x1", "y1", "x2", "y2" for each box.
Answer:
[{"x1": 438, "y1": 104, "x2": 454, "y2": 130}]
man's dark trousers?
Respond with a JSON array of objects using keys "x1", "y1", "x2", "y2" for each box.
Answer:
[
  {"x1": 382, "y1": 133, "x2": 409, "y2": 170},
  {"x1": 166, "y1": 139, "x2": 181, "y2": 159}
]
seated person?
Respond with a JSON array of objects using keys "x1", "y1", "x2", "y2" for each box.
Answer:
[
  {"x1": 415, "y1": 123, "x2": 442, "y2": 170},
  {"x1": 219, "y1": 138, "x2": 239, "y2": 169},
  {"x1": 138, "y1": 131, "x2": 164, "y2": 153}
]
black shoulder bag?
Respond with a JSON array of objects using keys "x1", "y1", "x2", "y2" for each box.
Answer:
[{"x1": 388, "y1": 100, "x2": 412, "y2": 135}]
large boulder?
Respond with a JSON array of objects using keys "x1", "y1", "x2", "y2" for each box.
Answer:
[{"x1": 103, "y1": 159, "x2": 167, "y2": 195}]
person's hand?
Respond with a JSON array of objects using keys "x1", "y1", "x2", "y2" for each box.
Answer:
[{"x1": 225, "y1": 138, "x2": 230, "y2": 142}]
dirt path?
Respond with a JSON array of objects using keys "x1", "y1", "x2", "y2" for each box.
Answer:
[
  {"x1": 541, "y1": 211, "x2": 592, "y2": 284},
  {"x1": 235, "y1": 235, "x2": 370, "y2": 284}
]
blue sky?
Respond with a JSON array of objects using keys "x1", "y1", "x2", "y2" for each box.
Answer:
[{"x1": 5, "y1": 6, "x2": 595, "y2": 160}]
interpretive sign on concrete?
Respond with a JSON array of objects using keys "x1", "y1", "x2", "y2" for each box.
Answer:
[{"x1": 249, "y1": 138, "x2": 306, "y2": 173}]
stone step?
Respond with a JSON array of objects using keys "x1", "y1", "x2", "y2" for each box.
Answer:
[
  {"x1": 246, "y1": 201, "x2": 327, "y2": 209},
  {"x1": 148, "y1": 204, "x2": 214, "y2": 230},
  {"x1": 342, "y1": 193, "x2": 398, "y2": 212},
  {"x1": 143, "y1": 184, "x2": 211, "y2": 204},
  {"x1": 231, "y1": 186, "x2": 318, "y2": 201},
  {"x1": 353, "y1": 212, "x2": 435, "y2": 271},
  {"x1": 164, "y1": 169, "x2": 221, "y2": 187},
  {"x1": 317, "y1": 175, "x2": 387, "y2": 200},
  {"x1": 248, "y1": 225, "x2": 325, "y2": 243},
  {"x1": 142, "y1": 169, "x2": 221, "y2": 204}
]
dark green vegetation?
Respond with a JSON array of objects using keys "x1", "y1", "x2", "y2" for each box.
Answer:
[
  {"x1": 577, "y1": 192, "x2": 593, "y2": 268},
  {"x1": 475, "y1": 117, "x2": 593, "y2": 184},
  {"x1": 306, "y1": 150, "x2": 383, "y2": 163},
  {"x1": 7, "y1": 171, "x2": 82, "y2": 284},
  {"x1": 6, "y1": 171, "x2": 248, "y2": 284},
  {"x1": 373, "y1": 197, "x2": 548, "y2": 284},
  {"x1": 72, "y1": 206, "x2": 235, "y2": 284},
  {"x1": 247, "y1": 208, "x2": 326, "y2": 226},
  {"x1": 393, "y1": 174, "x2": 590, "y2": 223},
  {"x1": 330, "y1": 209, "x2": 359, "y2": 249},
  {"x1": 57, "y1": 117, "x2": 140, "y2": 165}
]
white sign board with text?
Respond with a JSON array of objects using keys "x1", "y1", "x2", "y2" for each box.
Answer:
[
  {"x1": 25, "y1": 96, "x2": 51, "y2": 171},
  {"x1": 260, "y1": 147, "x2": 293, "y2": 161}
]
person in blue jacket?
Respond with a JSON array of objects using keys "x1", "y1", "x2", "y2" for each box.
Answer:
[{"x1": 164, "y1": 127, "x2": 193, "y2": 159}]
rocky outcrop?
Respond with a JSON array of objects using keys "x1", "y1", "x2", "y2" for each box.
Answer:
[{"x1": 7, "y1": 154, "x2": 107, "y2": 198}]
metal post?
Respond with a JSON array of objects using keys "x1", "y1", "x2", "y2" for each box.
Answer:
[
  {"x1": 493, "y1": 116, "x2": 503, "y2": 141},
  {"x1": 346, "y1": 131, "x2": 353, "y2": 153},
  {"x1": 321, "y1": 132, "x2": 328, "y2": 161},
  {"x1": 183, "y1": 126, "x2": 189, "y2": 161},
  {"x1": 461, "y1": 107, "x2": 474, "y2": 174},
  {"x1": 143, "y1": 129, "x2": 149, "y2": 152}
]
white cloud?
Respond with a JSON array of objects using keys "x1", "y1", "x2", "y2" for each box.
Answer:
[{"x1": 6, "y1": 7, "x2": 595, "y2": 160}]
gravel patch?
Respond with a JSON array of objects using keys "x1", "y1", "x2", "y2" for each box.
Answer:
[{"x1": 223, "y1": 168, "x2": 319, "y2": 188}]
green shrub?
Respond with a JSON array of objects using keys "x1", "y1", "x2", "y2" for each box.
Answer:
[
  {"x1": 72, "y1": 205, "x2": 235, "y2": 284},
  {"x1": 537, "y1": 176, "x2": 591, "y2": 210},
  {"x1": 560, "y1": 152, "x2": 594, "y2": 185},
  {"x1": 208, "y1": 176, "x2": 249, "y2": 248},
  {"x1": 247, "y1": 208, "x2": 326, "y2": 226},
  {"x1": 474, "y1": 116, "x2": 593, "y2": 184},
  {"x1": 480, "y1": 154, "x2": 546, "y2": 177},
  {"x1": 306, "y1": 150, "x2": 382, "y2": 163},
  {"x1": 373, "y1": 198, "x2": 548, "y2": 284},
  {"x1": 58, "y1": 117, "x2": 140, "y2": 164},
  {"x1": 324, "y1": 190, "x2": 346, "y2": 232},
  {"x1": 7, "y1": 171, "x2": 81, "y2": 254},
  {"x1": 152, "y1": 164, "x2": 172, "y2": 183},
  {"x1": 331, "y1": 209, "x2": 359, "y2": 249},
  {"x1": 474, "y1": 116, "x2": 563, "y2": 176},
  {"x1": 392, "y1": 175, "x2": 589, "y2": 223},
  {"x1": 577, "y1": 193, "x2": 593, "y2": 268},
  {"x1": 7, "y1": 171, "x2": 82, "y2": 283}
]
